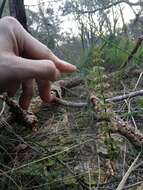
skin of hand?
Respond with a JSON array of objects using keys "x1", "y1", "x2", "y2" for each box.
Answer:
[{"x1": 0, "y1": 16, "x2": 77, "y2": 110}]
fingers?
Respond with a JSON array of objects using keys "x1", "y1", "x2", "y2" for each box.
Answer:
[
  {"x1": 37, "y1": 80, "x2": 52, "y2": 103},
  {"x1": 21, "y1": 57, "x2": 60, "y2": 81},
  {"x1": 3, "y1": 55, "x2": 59, "y2": 82},
  {"x1": 3, "y1": 17, "x2": 77, "y2": 73},
  {"x1": 19, "y1": 79, "x2": 53, "y2": 110},
  {"x1": 19, "y1": 79, "x2": 33, "y2": 110},
  {"x1": 0, "y1": 54, "x2": 61, "y2": 109},
  {"x1": 21, "y1": 31, "x2": 77, "y2": 73},
  {"x1": 54, "y1": 59, "x2": 77, "y2": 73}
]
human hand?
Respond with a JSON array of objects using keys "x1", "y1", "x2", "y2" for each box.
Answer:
[{"x1": 0, "y1": 16, "x2": 76, "y2": 109}]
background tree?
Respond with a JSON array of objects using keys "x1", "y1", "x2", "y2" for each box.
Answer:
[
  {"x1": 9, "y1": 0, "x2": 28, "y2": 30},
  {"x1": 26, "y1": 0, "x2": 60, "y2": 50}
]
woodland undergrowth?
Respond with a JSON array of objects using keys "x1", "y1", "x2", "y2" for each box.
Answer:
[{"x1": 1, "y1": 40, "x2": 143, "y2": 190}]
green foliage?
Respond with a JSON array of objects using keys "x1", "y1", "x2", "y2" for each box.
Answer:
[
  {"x1": 78, "y1": 35, "x2": 143, "y2": 75},
  {"x1": 26, "y1": 5, "x2": 60, "y2": 50},
  {"x1": 87, "y1": 65, "x2": 109, "y2": 103},
  {"x1": 104, "y1": 135, "x2": 120, "y2": 158},
  {"x1": 1, "y1": 1, "x2": 143, "y2": 189},
  {"x1": 137, "y1": 97, "x2": 143, "y2": 108},
  {"x1": 86, "y1": 63, "x2": 120, "y2": 158}
]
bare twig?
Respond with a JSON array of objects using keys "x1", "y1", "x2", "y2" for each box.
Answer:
[
  {"x1": 121, "y1": 35, "x2": 143, "y2": 68},
  {"x1": 32, "y1": 88, "x2": 143, "y2": 112},
  {"x1": 50, "y1": 97, "x2": 88, "y2": 108},
  {"x1": 91, "y1": 95, "x2": 143, "y2": 149},
  {"x1": 134, "y1": 72, "x2": 143, "y2": 90},
  {"x1": 0, "y1": 101, "x2": 6, "y2": 117},
  {"x1": 111, "y1": 113, "x2": 143, "y2": 149},
  {"x1": 0, "y1": 95, "x2": 38, "y2": 131},
  {"x1": 116, "y1": 153, "x2": 140, "y2": 190},
  {"x1": 124, "y1": 181, "x2": 143, "y2": 189},
  {"x1": 77, "y1": 0, "x2": 143, "y2": 14},
  {"x1": 0, "y1": 78, "x2": 85, "y2": 128},
  {"x1": 59, "y1": 77, "x2": 85, "y2": 89},
  {"x1": 106, "y1": 89, "x2": 143, "y2": 102}
]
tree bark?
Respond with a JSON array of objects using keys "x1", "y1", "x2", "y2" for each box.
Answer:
[
  {"x1": 8, "y1": 0, "x2": 28, "y2": 30},
  {"x1": 0, "y1": 0, "x2": 7, "y2": 18}
]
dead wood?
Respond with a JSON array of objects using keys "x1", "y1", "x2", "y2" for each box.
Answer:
[
  {"x1": 116, "y1": 153, "x2": 140, "y2": 190},
  {"x1": 2, "y1": 75, "x2": 143, "y2": 144},
  {"x1": 58, "y1": 77, "x2": 85, "y2": 89},
  {"x1": 121, "y1": 35, "x2": 143, "y2": 69},
  {"x1": 43, "y1": 97, "x2": 88, "y2": 108},
  {"x1": 106, "y1": 89, "x2": 143, "y2": 102},
  {"x1": 0, "y1": 77, "x2": 85, "y2": 129},
  {"x1": 111, "y1": 113, "x2": 143, "y2": 149},
  {"x1": 0, "y1": 95, "x2": 38, "y2": 131},
  {"x1": 91, "y1": 96, "x2": 143, "y2": 149},
  {"x1": 31, "y1": 79, "x2": 143, "y2": 112},
  {"x1": 30, "y1": 77, "x2": 86, "y2": 112}
]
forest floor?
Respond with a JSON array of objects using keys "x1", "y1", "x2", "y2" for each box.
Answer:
[{"x1": 1, "y1": 70, "x2": 143, "y2": 190}]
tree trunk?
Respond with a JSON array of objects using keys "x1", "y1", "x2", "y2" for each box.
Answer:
[
  {"x1": 8, "y1": 0, "x2": 28, "y2": 30},
  {"x1": 0, "y1": 0, "x2": 7, "y2": 18}
]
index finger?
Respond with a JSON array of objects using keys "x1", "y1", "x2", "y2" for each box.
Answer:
[{"x1": 6, "y1": 17, "x2": 77, "y2": 73}]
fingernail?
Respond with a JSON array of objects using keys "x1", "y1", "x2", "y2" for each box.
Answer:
[
  {"x1": 76, "y1": 69, "x2": 80, "y2": 72},
  {"x1": 72, "y1": 65, "x2": 77, "y2": 71}
]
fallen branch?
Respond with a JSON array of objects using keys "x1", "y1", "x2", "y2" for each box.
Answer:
[
  {"x1": 106, "y1": 89, "x2": 143, "y2": 102},
  {"x1": 111, "y1": 113, "x2": 143, "y2": 149},
  {"x1": 44, "y1": 97, "x2": 88, "y2": 108},
  {"x1": 0, "y1": 95, "x2": 38, "y2": 131},
  {"x1": 116, "y1": 153, "x2": 140, "y2": 190},
  {"x1": 0, "y1": 77, "x2": 85, "y2": 129},
  {"x1": 121, "y1": 35, "x2": 143, "y2": 69},
  {"x1": 30, "y1": 77, "x2": 86, "y2": 112},
  {"x1": 31, "y1": 86, "x2": 143, "y2": 113},
  {"x1": 58, "y1": 77, "x2": 85, "y2": 89},
  {"x1": 55, "y1": 88, "x2": 143, "y2": 106},
  {"x1": 55, "y1": 88, "x2": 143, "y2": 108},
  {"x1": 91, "y1": 96, "x2": 143, "y2": 149}
]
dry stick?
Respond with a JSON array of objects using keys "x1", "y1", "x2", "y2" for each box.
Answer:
[
  {"x1": 2, "y1": 76, "x2": 143, "y2": 145},
  {"x1": 1, "y1": 79, "x2": 143, "y2": 128},
  {"x1": 59, "y1": 77, "x2": 85, "y2": 89},
  {"x1": 111, "y1": 113, "x2": 143, "y2": 149},
  {"x1": 56, "y1": 89, "x2": 143, "y2": 107},
  {"x1": 116, "y1": 153, "x2": 140, "y2": 190},
  {"x1": 56, "y1": 77, "x2": 85, "y2": 100},
  {"x1": 51, "y1": 89, "x2": 143, "y2": 108},
  {"x1": 48, "y1": 97, "x2": 88, "y2": 108},
  {"x1": 124, "y1": 72, "x2": 143, "y2": 130},
  {"x1": 91, "y1": 96, "x2": 143, "y2": 149},
  {"x1": 121, "y1": 35, "x2": 143, "y2": 69},
  {"x1": 124, "y1": 180, "x2": 143, "y2": 189},
  {"x1": 0, "y1": 101, "x2": 6, "y2": 116},
  {"x1": 0, "y1": 95, "x2": 38, "y2": 131},
  {"x1": 0, "y1": 77, "x2": 85, "y2": 129},
  {"x1": 31, "y1": 77, "x2": 86, "y2": 112},
  {"x1": 106, "y1": 89, "x2": 143, "y2": 102}
]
